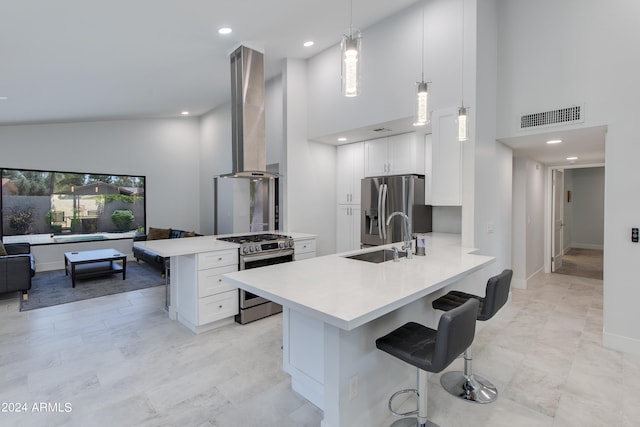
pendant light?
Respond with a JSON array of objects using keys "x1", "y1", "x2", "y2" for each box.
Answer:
[
  {"x1": 341, "y1": 0, "x2": 361, "y2": 97},
  {"x1": 457, "y1": 0, "x2": 468, "y2": 141},
  {"x1": 414, "y1": 1, "x2": 430, "y2": 127}
]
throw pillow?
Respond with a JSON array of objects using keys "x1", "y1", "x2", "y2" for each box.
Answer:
[
  {"x1": 183, "y1": 231, "x2": 197, "y2": 238},
  {"x1": 147, "y1": 227, "x2": 172, "y2": 240},
  {"x1": 0, "y1": 242, "x2": 7, "y2": 256}
]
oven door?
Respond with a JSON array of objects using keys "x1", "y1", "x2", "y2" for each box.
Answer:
[
  {"x1": 239, "y1": 249, "x2": 294, "y2": 309},
  {"x1": 239, "y1": 248, "x2": 294, "y2": 270}
]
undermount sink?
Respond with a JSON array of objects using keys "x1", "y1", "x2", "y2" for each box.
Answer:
[{"x1": 345, "y1": 249, "x2": 407, "y2": 264}]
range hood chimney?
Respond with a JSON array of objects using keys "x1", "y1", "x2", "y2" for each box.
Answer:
[{"x1": 220, "y1": 45, "x2": 277, "y2": 179}]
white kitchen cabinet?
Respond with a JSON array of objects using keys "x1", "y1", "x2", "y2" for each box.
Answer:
[
  {"x1": 294, "y1": 238, "x2": 317, "y2": 261},
  {"x1": 337, "y1": 142, "x2": 364, "y2": 204},
  {"x1": 364, "y1": 132, "x2": 425, "y2": 177},
  {"x1": 336, "y1": 205, "x2": 361, "y2": 253},
  {"x1": 175, "y1": 248, "x2": 239, "y2": 333},
  {"x1": 428, "y1": 108, "x2": 462, "y2": 205},
  {"x1": 363, "y1": 138, "x2": 389, "y2": 176}
]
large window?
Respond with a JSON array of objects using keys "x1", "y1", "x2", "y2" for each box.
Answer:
[{"x1": 1, "y1": 168, "x2": 145, "y2": 244}]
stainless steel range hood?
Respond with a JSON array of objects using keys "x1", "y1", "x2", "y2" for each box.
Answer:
[{"x1": 220, "y1": 45, "x2": 277, "y2": 179}]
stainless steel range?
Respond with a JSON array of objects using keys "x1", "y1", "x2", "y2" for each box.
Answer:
[{"x1": 218, "y1": 233, "x2": 294, "y2": 324}]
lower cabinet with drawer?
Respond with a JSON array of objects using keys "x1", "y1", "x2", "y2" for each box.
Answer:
[
  {"x1": 175, "y1": 248, "x2": 239, "y2": 334},
  {"x1": 294, "y1": 238, "x2": 317, "y2": 261}
]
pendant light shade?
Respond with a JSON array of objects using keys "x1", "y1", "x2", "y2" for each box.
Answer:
[
  {"x1": 457, "y1": 106, "x2": 468, "y2": 141},
  {"x1": 414, "y1": 81, "x2": 430, "y2": 126},
  {"x1": 341, "y1": 31, "x2": 361, "y2": 97}
]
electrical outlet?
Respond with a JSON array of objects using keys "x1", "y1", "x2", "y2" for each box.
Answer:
[{"x1": 349, "y1": 375, "x2": 358, "y2": 400}]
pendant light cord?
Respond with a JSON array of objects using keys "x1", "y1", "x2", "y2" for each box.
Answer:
[
  {"x1": 421, "y1": 1, "x2": 425, "y2": 82},
  {"x1": 349, "y1": 0, "x2": 353, "y2": 37},
  {"x1": 460, "y1": 0, "x2": 464, "y2": 107}
]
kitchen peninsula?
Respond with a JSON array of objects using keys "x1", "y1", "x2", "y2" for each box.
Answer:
[{"x1": 222, "y1": 233, "x2": 495, "y2": 427}]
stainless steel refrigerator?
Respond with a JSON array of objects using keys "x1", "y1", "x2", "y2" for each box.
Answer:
[{"x1": 361, "y1": 175, "x2": 432, "y2": 246}]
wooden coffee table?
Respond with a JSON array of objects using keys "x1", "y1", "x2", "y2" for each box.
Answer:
[{"x1": 64, "y1": 248, "x2": 127, "y2": 288}]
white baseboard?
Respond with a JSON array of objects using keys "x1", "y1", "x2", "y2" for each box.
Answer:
[
  {"x1": 512, "y1": 277, "x2": 527, "y2": 289},
  {"x1": 603, "y1": 329, "x2": 640, "y2": 356},
  {"x1": 570, "y1": 243, "x2": 604, "y2": 250},
  {"x1": 511, "y1": 266, "x2": 544, "y2": 290}
]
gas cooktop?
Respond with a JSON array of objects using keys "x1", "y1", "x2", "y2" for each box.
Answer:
[{"x1": 218, "y1": 233, "x2": 291, "y2": 244}]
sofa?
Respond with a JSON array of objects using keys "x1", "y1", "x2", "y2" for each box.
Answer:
[
  {"x1": 132, "y1": 227, "x2": 197, "y2": 275},
  {"x1": 0, "y1": 242, "x2": 36, "y2": 301}
]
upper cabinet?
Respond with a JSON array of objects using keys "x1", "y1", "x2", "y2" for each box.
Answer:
[
  {"x1": 426, "y1": 108, "x2": 462, "y2": 206},
  {"x1": 337, "y1": 142, "x2": 364, "y2": 205},
  {"x1": 364, "y1": 132, "x2": 425, "y2": 177}
]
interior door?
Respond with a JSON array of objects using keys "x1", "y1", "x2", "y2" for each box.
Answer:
[{"x1": 552, "y1": 169, "x2": 564, "y2": 271}]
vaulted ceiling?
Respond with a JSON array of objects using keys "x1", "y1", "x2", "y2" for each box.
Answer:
[{"x1": 0, "y1": 0, "x2": 418, "y2": 125}]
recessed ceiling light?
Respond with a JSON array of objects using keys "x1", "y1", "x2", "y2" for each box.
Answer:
[
  {"x1": 566, "y1": 156, "x2": 578, "y2": 161},
  {"x1": 218, "y1": 27, "x2": 232, "y2": 35},
  {"x1": 546, "y1": 139, "x2": 562, "y2": 144},
  {"x1": 337, "y1": 137, "x2": 347, "y2": 142},
  {"x1": 181, "y1": 111, "x2": 190, "y2": 116},
  {"x1": 303, "y1": 41, "x2": 314, "y2": 47}
]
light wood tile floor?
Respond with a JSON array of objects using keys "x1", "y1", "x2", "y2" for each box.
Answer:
[{"x1": 0, "y1": 271, "x2": 637, "y2": 426}]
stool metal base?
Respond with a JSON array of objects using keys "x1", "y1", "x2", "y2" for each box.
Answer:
[
  {"x1": 390, "y1": 417, "x2": 439, "y2": 427},
  {"x1": 440, "y1": 371, "x2": 498, "y2": 404}
]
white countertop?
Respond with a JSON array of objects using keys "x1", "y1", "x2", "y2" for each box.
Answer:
[
  {"x1": 132, "y1": 231, "x2": 317, "y2": 257},
  {"x1": 222, "y1": 233, "x2": 494, "y2": 331}
]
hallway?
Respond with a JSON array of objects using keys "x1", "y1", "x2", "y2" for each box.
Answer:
[{"x1": 554, "y1": 248, "x2": 603, "y2": 280}]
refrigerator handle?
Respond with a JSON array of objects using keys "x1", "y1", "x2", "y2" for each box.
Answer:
[
  {"x1": 377, "y1": 183, "x2": 383, "y2": 239},
  {"x1": 381, "y1": 184, "x2": 388, "y2": 241}
]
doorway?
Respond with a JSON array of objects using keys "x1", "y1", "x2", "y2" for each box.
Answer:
[
  {"x1": 549, "y1": 166, "x2": 604, "y2": 280},
  {"x1": 551, "y1": 169, "x2": 564, "y2": 271}
]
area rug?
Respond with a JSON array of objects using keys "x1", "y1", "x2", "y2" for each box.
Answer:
[{"x1": 20, "y1": 262, "x2": 165, "y2": 311}]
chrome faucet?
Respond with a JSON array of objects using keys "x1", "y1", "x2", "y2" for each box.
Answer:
[
  {"x1": 391, "y1": 246, "x2": 400, "y2": 262},
  {"x1": 386, "y1": 211, "x2": 413, "y2": 259}
]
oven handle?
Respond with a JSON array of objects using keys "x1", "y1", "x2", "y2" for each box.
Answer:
[{"x1": 241, "y1": 248, "x2": 295, "y2": 263}]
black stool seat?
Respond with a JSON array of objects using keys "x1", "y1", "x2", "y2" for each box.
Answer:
[
  {"x1": 432, "y1": 291, "x2": 485, "y2": 318},
  {"x1": 431, "y1": 269, "x2": 513, "y2": 404},
  {"x1": 432, "y1": 269, "x2": 512, "y2": 321},
  {"x1": 376, "y1": 299, "x2": 479, "y2": 427},
  {"x1": 377, "y1": 298, "x2": 479, "y2": 373}
]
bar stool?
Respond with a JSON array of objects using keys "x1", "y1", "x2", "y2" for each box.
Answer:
[
  {"x1": 431, "y1": 269, "x2": 513, "y2": 404},
  {"x1": 376, "y1": 298, "x2": 479, "y2": 427}
]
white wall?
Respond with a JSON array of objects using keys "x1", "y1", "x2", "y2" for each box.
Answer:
[
  {"x1": 472, "y1": 0, "x2": 513, "y2": 277},
  {"x1": 565, "y1": 167, "x2": 604, "y2": 250},
  {"x1": 0, "y1": 118, "x2": 201, "y2": 269},
  {"x1": 307, "y1": 0, "x2": 465, "y2": 139},
  {"x1": 511, "y1": 157, "x2": 545, "y2": 288},
  {"x1": 563, "y1": 169, "x2": 574, "y2": 252},
  {"x1": 283, "y1": 59, "x2": 337, "y2": 256},
  {"x1": 432, "y1": 206, "x2": 462, "y2": 234},
  {"x1": 497, "y1": 0, "x2": 640, "y2": 354},
  {"x1": 526, "y1": 161, "x2": 545, "y2": 277},
  {"x1": 199, "y1": 103, "x2": 232, "y2": 235}
]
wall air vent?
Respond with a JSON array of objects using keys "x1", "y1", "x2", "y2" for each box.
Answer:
[
  {"x1": 520, "y1": 105, "x2": 583, "y2": 129},
  {"x1": 372, "y1": 127, "x2": 392, "y2": 133}
]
